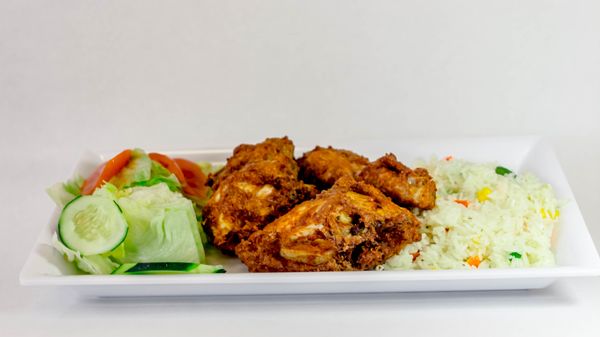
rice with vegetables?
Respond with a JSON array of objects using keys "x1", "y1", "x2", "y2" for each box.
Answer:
[{"x1": 382, "y1": 157, "x2": 560, "y2": 270}]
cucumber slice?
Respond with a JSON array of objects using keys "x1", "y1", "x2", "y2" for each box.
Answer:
[
  {"x1": 111, "y1": 263, "x2": 137, "y2": 274},
  {"x1": 58, "y1": 195, "x2": 128, "y2": 255},
  {"x1": 111, "y1": 262, "x2": 226, "y2": 275}
]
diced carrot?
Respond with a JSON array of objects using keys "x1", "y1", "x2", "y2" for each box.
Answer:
[
  {"x1": 411, "y1": 251, "x2": 420, "y2": 262},
  {"x1": 454, "y1": 199, "x2": 469, "y2": 207},
  {"x1": 466, "y1": 256, "x2": 481, "y2": 268}
]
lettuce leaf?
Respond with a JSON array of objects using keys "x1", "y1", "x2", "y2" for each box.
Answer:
[
  {"x1": 150, "y1": 160, "x2": 175, "y2": 180},
  {"x1": 116, "y1": 183, "x2": 205, "y2": 264},
  {"x1": 46, "y1": 175, "x2": 83, "y2": 208},
  {"x1": 126, "y1": 160, "x2": 182, "y2": 191},
  {"x1": 128, "y1": 176, "x2": 181, "y2": 191},
  {"x1": 52, "y1": 233, "x2": 119, "y2": 274},
  {"x1": 64, "y1": 175, "x2": 84, "y2": 196}
]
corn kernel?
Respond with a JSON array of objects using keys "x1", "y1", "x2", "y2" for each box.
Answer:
[{"x1": 477, "y1": 187, "x2": 492, "y2": 202}]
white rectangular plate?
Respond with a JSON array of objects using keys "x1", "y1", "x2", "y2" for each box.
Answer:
[{"x1": 20, "y1": 137, "x2": 600, "y2": 297}]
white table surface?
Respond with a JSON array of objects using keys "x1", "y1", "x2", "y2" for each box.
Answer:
[{"x1": 1, "y1": 1, "x2": 599, "y2": 336}]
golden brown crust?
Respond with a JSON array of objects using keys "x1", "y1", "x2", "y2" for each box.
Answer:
[
  {"x1": 208, "y1": 137, "x2": 296, "y2": 190},
  {"x1": 298, "y1": 147, "x2": 436, "y2": 210},
  {"x1": 297, "y1": 146, "x2": 369, "y2": 189},
  {"x1": 203, "y1": 137, "x2": 317, "y2": 253},
  {"x1": 235, "y1": 176, "x2": 421, "y2": 272},
  {"x1": 359, "y1": 153, "x2": 436, "y2": 210}
]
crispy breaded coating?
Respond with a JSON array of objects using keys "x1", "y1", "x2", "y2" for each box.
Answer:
[
  {"x1": 298, "y1": 147, "x2": 436, "y2": 210},
  {"x1": 235, "y1": 177, "x2": 421, "y2": 272},
  {"x1": 208, "y1": 137, "x2": 296, "y2": 190},
  {"x1": 297, "y1": 146, "x2": 369, "y2": 189},
  {"x1": 203, "y1": 137, "x2": 317, "y2": 253},
  {"x1": 359, "y1": 153, "x2": 436, "y2": 210}
]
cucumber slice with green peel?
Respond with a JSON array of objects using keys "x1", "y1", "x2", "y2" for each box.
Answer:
[
  {"x1": 111, "y1": 262, "x2": 226, "y2": 275},
  {"x1": 58, "y1": 195, "x2": 129, "y2": 255},
  {"x1": 111, "y1": 263, "x2": 137, "y2": 274}
]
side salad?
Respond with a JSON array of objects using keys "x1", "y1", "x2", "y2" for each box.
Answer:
[{"x1": 47, "y1": 149, "x2": 225, "y2": 275}]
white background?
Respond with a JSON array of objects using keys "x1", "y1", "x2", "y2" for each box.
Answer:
[{"x1": 1, "y1": 1, "x2": 599, "y2": 336}]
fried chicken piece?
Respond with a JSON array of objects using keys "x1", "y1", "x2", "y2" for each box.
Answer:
[
  {"x1": 297, "y1": 146, "x2": 369, "y2": 189},
  {"x1": 203, "y1": 138, "x2": 317, "y2": 253},
  {"x1": 359, "y1": 153, "x2": 436, "y2": 210},
  {"x1": 208, "y1": 137, "x2": 296, "y2": 190},
  {"x1": 298, "y1": 147, "x2": 436, "y2": 210},
  {"x1": 236, "y1": 177, "x2": 421, "y2": 272}
]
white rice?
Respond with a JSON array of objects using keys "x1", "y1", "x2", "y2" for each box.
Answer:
[{"x1": 382, "y1": 157, "x2": 560, "y2": 270}]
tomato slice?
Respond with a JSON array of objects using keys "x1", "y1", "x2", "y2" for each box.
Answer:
[
  {"x1": 148, "y1": 153, "x2": 186, "y2": 184},
  {"x1": 174, "y1": 158, "x2": 208, "y2": 199},
  {"x1": 81, "y1": 149, "x2": 132, "y2": 195}
]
